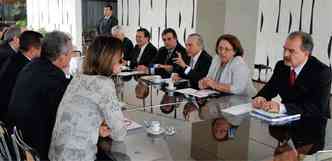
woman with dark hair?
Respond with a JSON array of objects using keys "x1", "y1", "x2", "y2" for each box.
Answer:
[
  {"x1": 49, "y1": 36, "x2": 127, "y2": 161},
  {"x1": 199, "y1": 34, "x2": 256, "y2": 96}
]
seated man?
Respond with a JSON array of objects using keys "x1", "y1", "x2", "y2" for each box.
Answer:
[
  {"x1": 111, "y1": 25, "x2": 133, "y2": 61},
  {"x1": 130, "y1": 28, "x2": 157, "y2": 68},
  {"x1": 252, "y1": 31, "x2": 332, "y2": 154},
  {"x1": 0, "y1": 31, "x2": 43, "y2": 121},
  {"x1": 172, "y1": 33, "x2": 212, "y2": 89},
  {"x1": 139, "y1": 28, "x2": 188, "y2": 78},
  {"x1": 7, "y1": 31, "x2": 73, "y2": 160},
  {"x1": 0, "y1": 27, "x2": 21, "y2": 67}
]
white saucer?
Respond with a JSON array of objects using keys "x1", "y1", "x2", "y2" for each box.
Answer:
[
  {"x1": 146, "y1": 127, "x2": 165, "y2": 135},
  {"x1": 166, "y1": 86, "x2": 176, "y2": 90}
]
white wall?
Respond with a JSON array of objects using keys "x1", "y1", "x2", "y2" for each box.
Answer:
[
  {"x1": 255, "y1": 0, "x2": 332, "y2": 92},
  {"x1": 224, "y1": 0, "x2": 260, "y2": 74},
  {"x1": 26, "y1": 0, "x2": 83, "y2": 51},
  {"x1": 196, "y1": 0, "x2": 226, "y2": 55},
  {"x1": 255, "y1": 0, "x2": 332, "y2": 72},
  {"x1": 117, "y1": 0, "x2": 197, "y2": 48}
]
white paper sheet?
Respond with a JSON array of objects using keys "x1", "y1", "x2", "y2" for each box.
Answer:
[
  {"x1": 221, "y1": 103, "x2": 254, "y2": 115},
  {"x1": 175, "y1": 88, "x2": 219, "y2": 98}
]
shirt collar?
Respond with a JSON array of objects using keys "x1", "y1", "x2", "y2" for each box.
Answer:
[
  {"x1": 104, "y1": 16, "x2": 110, "y2": 19},
  {"x1": 192, "y1": 50, "x2": 202, "y2": 62},
  {"x1": 22, "y1": 52, "x2": 32, "y2": 61},
  {"x1": 9, "y1": 43, "x2": 18, "y2": 53},
  {"x1": 291, "y1": 58, "x2": 308, "y2": 77},
  {"x1": 140, "y1": 43, "x2": 148, "y2": 51}
]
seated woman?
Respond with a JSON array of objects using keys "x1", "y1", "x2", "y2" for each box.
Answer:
[
  {"x1": 199, "y1": 34, "x2": 256, "y2": 96},
  {"x1": 49, "y1": 36, "x2": 127, "y2": 161}
]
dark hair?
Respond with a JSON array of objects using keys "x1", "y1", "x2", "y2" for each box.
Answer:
[
  {"x1": 83, "y1": 36, "x2": 123, "y2": 76},
  {"x1": 215, "y1": 34, "x2": 244, "y2": 57},
  {"x1": 104, "y1": 4, "x2": 113, "y2": 10},
  {"x1": 137, "y1": 28, "x2": 151, "y2": 40},
  {"x1": 41, "y1": 31, "x2": 72, "y2": 61},
  {"x1": 162, "y1": 28, "x2": 177, "y2": 39},
  {"x1": 287, "y1": 31, "x2": 313, "y2": 54},
  {"x1": 19, "y1": 31, "x2": 43, "y2": 52}
]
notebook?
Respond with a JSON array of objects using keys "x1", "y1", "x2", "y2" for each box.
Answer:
[{"x1": 250, "y1": 109, "x2": 301, "y2": 125}]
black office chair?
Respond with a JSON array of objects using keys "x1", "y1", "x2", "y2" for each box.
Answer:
[
  {"x1": 0, "y1": 122, "x2": 13, "y2": 161},
  {"x1": 10, "y1": 127, "x2": 40, "y2": 161}
]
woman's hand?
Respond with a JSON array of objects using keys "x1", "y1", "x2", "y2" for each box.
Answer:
[
  {"x1": 199, "y1": 78, "x2": 209, "y2": 89},
  {"x1": 205, "y1": 79, "x2": 218, "y2": 89}
]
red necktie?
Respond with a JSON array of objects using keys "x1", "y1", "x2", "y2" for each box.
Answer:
[{"x1": 289, "y1": 69, "x2": 296, "y2": 87}]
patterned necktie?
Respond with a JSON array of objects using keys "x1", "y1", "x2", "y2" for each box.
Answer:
[
  {"x1": 165, "y1": 50, "x2": 173, "y2": 63},
  {"x1": 289, "y1": 69, "x2": 296, "y2": 87},
  {"x1": 190, "y1": 58, "x2": 194, "y2": 68}
]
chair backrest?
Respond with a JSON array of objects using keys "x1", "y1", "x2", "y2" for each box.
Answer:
[
  {"x1": 0, "y1": 122, "x2": 12, "y2": 161},
  {"x1": 314, "y1": 150, "x2": 332, "y2": 161},
  {"x1": 11, "y1": 127, "x2": 40, "y2": 161}
]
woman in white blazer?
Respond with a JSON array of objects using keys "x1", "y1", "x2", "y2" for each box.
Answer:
[{"x1": 199, "y1": 34, "x2": 256, "y2": 96}]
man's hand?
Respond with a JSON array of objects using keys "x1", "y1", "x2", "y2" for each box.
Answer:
[
  {"x1": 159, "y1": 64, "x2": 173, "y2": 72},
  {"x1": 171, "y1": 73, "x2": 182, "y2": 81},
  {"x1": 252, "y1": 96, "x2": 267, "y2": 109},
  {"x1": 174, "y1": 52, "x2": 188, "y2": 69},
  {"x1": 137, "y1": 65, "x2": 149, "y2": 74},
  {"x1": 262, "y1": 101, "x2": 280, "y2": 113}
]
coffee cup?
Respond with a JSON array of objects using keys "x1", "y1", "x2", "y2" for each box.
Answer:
[{"x1": 150, "y1": 121, "x2": 161, "y2": 132}]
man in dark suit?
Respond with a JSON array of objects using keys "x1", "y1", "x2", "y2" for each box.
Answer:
[
  {"x1": 97, "y1": 4, "x2": 118, "y2": 35},
  {"x1": 0, "y1": 27, "x2": 20, "y2": 68},
  {"x1": 140, "y1": 28, "x2": 189, "y2": 78},
  {"x1": 7, "y1": 31, "x2": 73, "y2": 160},
  {"x1": 173, "y1": 33, "x2": 212, "y2": 89},
  {"x1": 131, "y1": 28, "x2": 157, "y2": 68},
  {"x1": 0, "y1": 31, "x2": 43, "y2": 121},
  {"x1": 252, "y1": 31, "x2": 332, "y2": 154},
  {"x1": 111, "y1": 25, "x2": 133, "y2": 61}
]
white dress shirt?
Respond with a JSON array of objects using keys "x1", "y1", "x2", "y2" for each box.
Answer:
[
  {"x1": 184, "y1": 50, "x2": 202, "y2": 75},
  {"x1": 279, "y1": 58, "x2": 308, "y2": 114},
  {"x1": 137, "y1": 43, "x2": 148, "y2": 63}
]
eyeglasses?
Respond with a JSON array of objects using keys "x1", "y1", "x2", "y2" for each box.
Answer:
[{"x1": 218, "y1": 47, "x2": 234, "y2": 52}]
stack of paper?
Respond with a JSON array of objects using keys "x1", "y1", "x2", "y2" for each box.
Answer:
[
  {"x1": 175, "y1": 88, "x2": 219, "y2": 98},
  {"x1": 117, "y1": 71, "x2": 145, "y2": 76},
  {"x1": 221, "y1": 103, "x2": 253, "y2": 115},
  {"x1": 250, "y1": 109, "x2": 301, "y2": 125}
]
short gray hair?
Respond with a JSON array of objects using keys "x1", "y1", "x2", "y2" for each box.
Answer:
[
  {"x1": 41, "y1": 31, "x2": 72, "y2": 61},
  {"x1": 111, "y1": 25, "x2": 126, "y2": 35},
  {"x1": 4, "y1": 27, "x2": 21, "y2": 42},
  {"x1": 288, "y1": 31, "x2": 314, "y2": 54},
  {"x1": 188, "y1": 33, "x2": 204, "y2": 49}
]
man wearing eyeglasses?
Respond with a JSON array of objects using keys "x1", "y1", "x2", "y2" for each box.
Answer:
[
  {"x1": 172, "y1": 33, "x2": 212, "y2": 89},
  {"x1": 138, "y1": 28, "x2": 188, "y2": 78}
]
